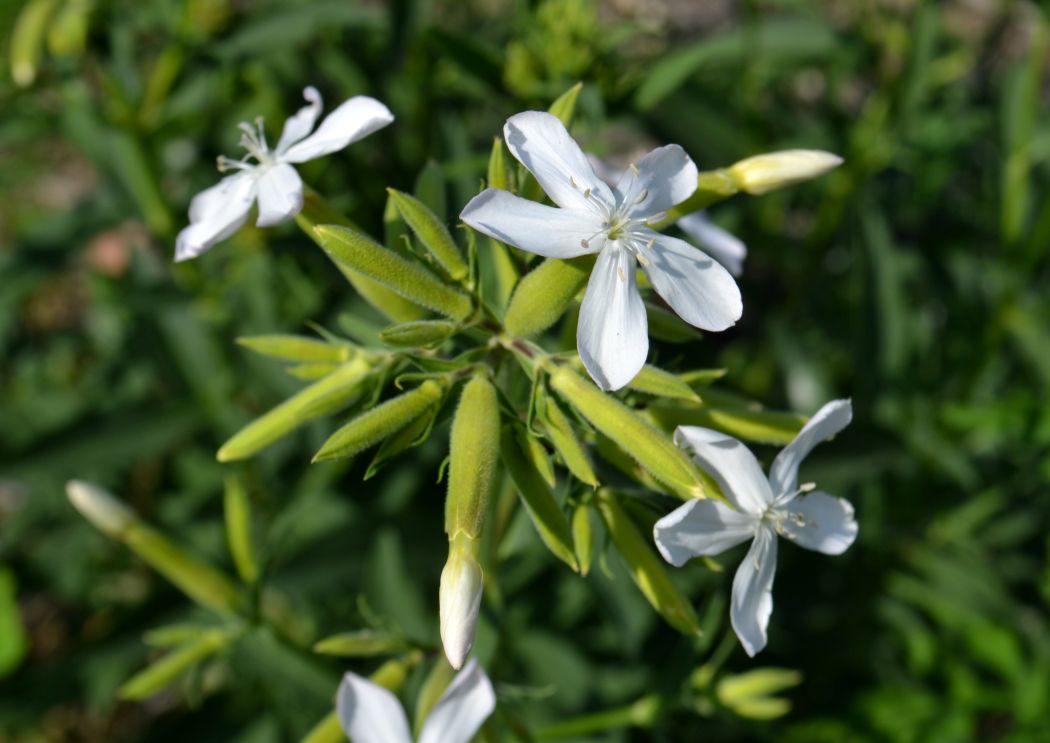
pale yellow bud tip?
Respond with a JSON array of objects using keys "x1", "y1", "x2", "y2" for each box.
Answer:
[
  {"x1": 439, "y1": 548, "x2": 483, "y2": 670},
  {"x1": 727, "y1": 150, "x2": 843, "y2": 195},
  {"x1": 66, "y1": 480, "x2": 133, "y2": 537}
]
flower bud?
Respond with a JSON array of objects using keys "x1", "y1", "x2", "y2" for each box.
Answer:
[
  {"x1": 727, "y1": 150, "x2": 843, "y2": 195},
  {"x1": 439, "y1": 537, "x2": 484, "y2": 670},
  {"x1": 66, "y1": 480, "x2": 133, "y2": 537}
]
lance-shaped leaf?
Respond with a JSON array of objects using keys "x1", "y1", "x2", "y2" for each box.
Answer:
[
  {"x1": 315, "y1": 224, "x2": 472, "y2": 320},
  {"x1": 388, "y1": 189, "x2": 468, "y2": 282},
  {"x1": 647, "y1": 396, "x2": 804, "y2": 446},
  {"x1": 365, "y1": 402, "x2": 440, "y2": 479},
  {"x1": 488, "y1": 137, "x2": 511, "y2": 190},
  {"x1": 379, "y1": 319, "x2": 457, "y2": 348},
  {"x1": 595, "y1": 490, "x2": 700, "y2": 636},
  {"x1": 446, "y1": 375, "x2": 501, "y2": 540},
  {"x1": 66, "y1": 481, "x2": 244, "y2": 615},
  {"x1": 518, "y1": 428, "x2": 556, "y2": 488},
  {"x1": 236, "y1": 334, "x2": 351, "y2": 363},
  {"x1": 314, "y1": 380, "x2": 445, "y2": 462},
  {"x1": 0, "y1": 567, "x2": 27, "y2": 676},
  {"x1": 224, "y1": 476, "x2": 257, "y2": 584},
  {"x1": 548, "y1": 81, "x2": 584, "y2": 126},
  {"x1": 716, "y1": 668, "x2": 802, "y2": 720},
  {"x1": 628, "y1": 365, "x2": 701, "y2": 402},
  {"x1": 537, "y1": 388, "x2": 597, "y2": 487},
  {"x1": 504, "y1": 256, "x2": 593, "y2": 338},
  {"x1": 298, "y1": 190, "x2": 425, "y2": 322},
  {"x1": 218, "y1": 357, "x2": 373, "y2": 462},
  {"x1": 500, "y1": 428, "x2": 579, "y2": 571},
  {"x1": 119, "y1": 629, "x2": 236, "y2": 700},
  {"x1": 313, "y1": 630, "x2": 409, "y2": 657},
  {"x1": 549, "y1": 367, "x2": 704, "y2": 500}
]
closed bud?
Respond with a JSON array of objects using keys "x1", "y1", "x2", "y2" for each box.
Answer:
[
  {"x1": 727, "y1": 150, "x2": 843, "y2": 195},
  {"x1": 504, "y1": 256, "x2": 593, "y2": 338},
  {"x1": 379, "y1": 319, "x2": 457, "y2": 348},
  {"x1": 387, "y1": 189, "x2": 468, "y2": 281},
  {"x1": 445, "y1": 375, "x2": 500, "y2": 540},
  {"x1": 439, "y1": 536, "x2": 483, "y2": 670},
  {"x1": 66, "y1": 480, "x2": 133, "y2": 537}
]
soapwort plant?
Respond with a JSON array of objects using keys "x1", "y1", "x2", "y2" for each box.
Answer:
[{"x1": 67, "y1": 82, "x2": 851, "y2": 739}]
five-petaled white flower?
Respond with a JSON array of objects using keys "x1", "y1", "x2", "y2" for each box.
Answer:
[
  {"x1": 337, "y1": 658, "x2": 495, "y2": 743},
  {"x1": 175, "y1": 86, "x2": 394, "y2": 262},
  {"x1": 653, "y1": 399, "x2": 858, "y2": 657},
  {"x1": 460, "y1": 111, "x2": 742, "y2": 391}
]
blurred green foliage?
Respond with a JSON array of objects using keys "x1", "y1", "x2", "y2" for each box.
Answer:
[{"x1": 2, "y1": 0, "x2": 1049, "y2": 741}]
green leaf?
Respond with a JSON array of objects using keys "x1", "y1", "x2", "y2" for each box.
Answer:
[
  {"x1": 518, "y1": 427, "x2": 556, "y2": 488},
  {"x1": 217, "y1": 358, "x2": 374, "y2": 462},
  {"x1": 487, "y1": 137, "x2": 511, "y2": 191},
  {"x1": 313, "y1": 380, "x2": 445, "y2": 462},
  {"x1": 365, "y1": 401, "x2": 440, "y2": 479},
  {"x1": 388, "y1": 189, "x2": 468, "y2": 282},
  {"x1": 647, "y1": 398, "x2": 804, "y2": 446},
  {"x1": 315, "y1": 224, "x2": 472, "y2": 320},
  {"x1": 379, "y1": 320, "x2": 457, "y2": 348},
  {"x1": 313, "y1": 630, "x2": 409, "y2": 657},
  {"x1": 500, "y1": 429, "x2": 579, "y2": 572},
  {"x1": 9, "y1": 0, "x2": 58, "y2": 87},
  {"x1": 628, "y1": 365, "x2": 701, "y2": 401},
  {"x1": 548, "y1": 81, "x2": 583, "y2": 126},
  {"x1": 224, "y1": 476, "x2": 258, "y2": 584},
  {"x1": 120, "y1": 630, "x2": 237, "y2": 700},
  {"x1": 236, "y1": 335, "x2": 351, "y2": 364},
  {"x1": 0, "y1": 567, "x2": 28, "y2": 677},
  {"x1": 595, "y1": 490, "x2": 700, "y2": 636},
  {"x1": 537, "y1": 388, "x2": 597, "y2": 487}
]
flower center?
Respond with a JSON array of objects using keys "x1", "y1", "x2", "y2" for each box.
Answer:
[{"x1": 216, "y1": 117, "x2": 274, "y2": 173}]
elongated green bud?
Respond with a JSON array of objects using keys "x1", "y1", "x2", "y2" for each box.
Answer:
[
  {"x1": 439, "y1": 534, "x2": 483, "y2": 670},
  {"x1": 541, "y1": 392, "x2": 598, "y2": 487},
  {"x1": 119, "y1": 629, "x2": 235, "y2": 700},
  {"x1": 445, "y1": 375, "x2": 501, "y2": 539},
  {"x1": 388, "y1": 189, "x2": 468, "y2": 281},
  {"x1": 571, "y1": 502, "x2": 594, "y2": 576},
  {"x1": 500, "y1": 429, "x2": 578, "y2": 571},
  {"x1": 727, "y1": 150, "x2": 843, "y2": 195},
  {"x1": 628, "y1": 365, "x2": 700, "y2": 401},
  {"x1": 549, "y1": 367, "x2": 703, "y2": 499},
  {"x1": 224, "y1": 476, "x2": 257, "y2": 584},
  {"x1": 315, "y1": 225, "x2": 472, "y2": 320},
  {"x1": 66, "y1": 481, "x2": 243, "y2": 615},
  {"x1": 313, "y1": 630, "x2": 408, "y2": 657},
  {"x1": 236, "y1": 335, "x2": 350, "y2": 363},
  {"x1": 298, "y1": 190, "x2": 425, "y2": 323},
  {"x1": 313, "y1": 380, "x2": 444, "y2": 462},
  {"x1": 218, "y1": 357, "x2": 372, "y2": 462},
  {"x1": 379, "y1": 319, "x2": 457, "y2": 348},
  {"x1": 504, "y1": 256, "x2": 593, "y2": 337},
  {"x1": 10, "y1": 0, "x2": 57, "y2": 87},
  {"x1": 595, "y1": 490, "x2": 700, "y2": 636}
]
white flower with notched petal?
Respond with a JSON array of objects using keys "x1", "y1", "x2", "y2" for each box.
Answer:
[
  {"x1": 653, "y1": 399, "x2": 857, "y2": 657},
  {"x1": 175, "y1": 86, "x2": 394, "y2": 262},
  {"x1": 337, "y1": 659, "x2": 495, "y2": 743},
  {"x1": 460, "y1": 111, "x2": 742, "y2": 391}
]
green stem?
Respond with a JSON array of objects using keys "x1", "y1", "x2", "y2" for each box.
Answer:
[{"x1": 535, "y1": 694, "x2": 662, "y2": 739}]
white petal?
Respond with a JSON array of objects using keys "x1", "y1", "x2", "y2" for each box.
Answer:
[
  {"x1": 418, "y1": 659, "x2": 497, "y2": 743},
  {"x1": 281, "y1": 95, "x2": 394, "y2": 163},
  {"x1": 640, "y1": 231, "x2": 742, "y2": 332},
  {"x1": 175, "y1": 173, "x2": 257, "y2": 261},
  {"x1": 769, "y1": 399, "x2": 852, "y2": 498},
  {"x1": 439, "y1": 551, "x2": 483, "y2": 670},
  {"x1": 676, "y1": 212, "x2": 746, "y2": 277},
  {"x1": 275, "y1": 86, "x2": 323, "y2": 154},
  {"x1": 336, "y1": 672, "x2": 413, "y2": 743},
  {"x1": 778, "y1": 491, "x2": 857, "y2": 555},
  {"x1": 577, "y1": 247, "x2": 647, "y2": 391},
  {"x1": 503, "y1": 111, "x2": 614, "y2": 212},
  {"x1": 672, "y1": 427, "x2": 773, "y2": 515},
  {"x1": 255, "y1": 163, "x2": 304, "y2": 227},
  {"x1": 653, "y1": 499, "x2": 758, "y2": 567},
  {"x1": 731, "y1": 527, "x2": 777, "y2": 657},
  {"x1": 614, "y1": 144, "x2": 698, "y2": 219},
  {"x1": 459, "y1": 189, "x2": 603, "y2": 259}
]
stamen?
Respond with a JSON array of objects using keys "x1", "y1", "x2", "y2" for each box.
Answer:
[
  {"x1": 636, "y1": 252, "x2": 650, "y2": 267},
  {"x1": 628, "y1": 163, "x2": 640, "y2": 176},
  {"x1": 569, "y1": 176, "x2": 579, "y2": 189},
  {"x1": 645, "y1": 238, "x2": 655, "y2": 250},
  {"x1": 632, "y1": 188, "x2": 649, "y2": 205},
  {"x1": 799, "y1": 482, "x2": 816, "y2": 494}
]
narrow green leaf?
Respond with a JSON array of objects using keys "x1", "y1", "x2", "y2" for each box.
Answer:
[
  {"x1": 413, "y1": 661, "x2": 457, "y2": 739},
  {"x1": 285, "y1": 363, "x2": 340, "y2": 380},
  {"x1": 571, "y1": 502, "x2": 594, "y2": 576},
  {"x1": 628, "y1": 365, "x2": 701, "y2": 401},
  {"x1": 218, "y1": 358, "x2": 373, "y2": 462},
  {"x1": 119, "y1": 630, "x2": 235, "y2": 700},
  {"x1": 595, "y1": 490, "x2": 700, "y2": 636},
  {"x1": 487, "y1": 137, "x2": 511, "y2": 190},
  {"x1": 501, "y1": 429, "x2": 579, "y2": 572},
  {"x1": 548, "y1": 81, "x2": 583, "y2": 126},
  {"x1": 0, "y1": 567, "x2": 28, "y2": 677},
  {"x1": 9, "y1": 0, "x2": 58, "y2": 87},
  {"x1": 236, "y1": 335, "x2": 351, "y2": 364},
  {"x1": 648, "y1": 400, "x2": 804, "y2": 446},
  {"x1": 224, "y1": 476, "x2": 258, "y2": 584},
  {"x1": 388, "y1": 189, "x2": 468, "y2": 281},
  {"x1": 680, "y1": 369, "x2": 727, "y2": 387},
  {"x1": 365, "y1": 401, "x2": 440, "y2": 479},
  {"x1": 315, "y1": 224, "x2": 472, "y2": 320},
  {"x1": 313, "y1": 630, "x2": 408, "y2": 657},
  {"x1": 504, "y1": 256, "x2": 593, "y2": 337},
  {"x1": 518, "y1": 428, "x2": 556, "y2": 488},
  {"x1": 539, "y1": 389, "x2": 598, "y2": 487},
  {"x1": 314, "y1": 380, "x2": 445, "y2": 462},
  {"x1": 143, "y1": 623, "x2": 212, "y2": 648}
]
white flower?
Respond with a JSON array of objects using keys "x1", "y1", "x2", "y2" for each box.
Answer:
[
  {"x1": 460, "y1": 111, "x2": 742, "y2": 391},
  {"x1": 175, "y1": 86, "x2": 394, "y2": 262},
  {"x1": 587, "y1": 155, "x2": 747, "y2": 278},
  {"x1": 337, "y1": 658, "x2": 495, "y2": 743},
  {"x1": 439, "y1": 548, "x2": 484, "y2": 670},
  {"x1": 653, "y1": 399, "x2": 857, "y2": 656}
]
